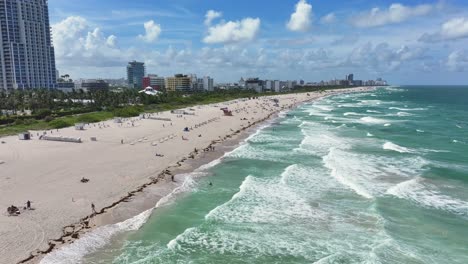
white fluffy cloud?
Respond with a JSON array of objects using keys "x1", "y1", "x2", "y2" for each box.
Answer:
[
  {"x1": 52, "y1": 16, "x2": 125, "y2": 67},
  {"x1": 203, "y1": 17, "x2": 261, "y2": 44},
  {"x1": 420, "y1": 17, "x2": 468, "y2": 42},
  {"x1": 320, "y1": 13, "x2": 336, "y2": 24},
  {"x1": 138, "y1": 20, "x2": 161, "y2": 43},
  {"x1": 447, "y1": 50, "x2": 468, "y2": 71},
  {"x1": 351, "y1": 3, "x2": 433, "y2": 28},
  {"x1": 287, "y1": 0, "x2": 313, "y2": 32},
  {"x1": 204, "y1": 10, "x2": 222, "y2": 26}
]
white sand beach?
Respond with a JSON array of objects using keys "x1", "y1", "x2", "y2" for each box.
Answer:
[{"x1": 0, "y1": 88, "x2": 372, "y2": 264}]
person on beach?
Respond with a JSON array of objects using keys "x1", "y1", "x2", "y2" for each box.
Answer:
[
  {"x1": 91, "y1": 203, "x2": 96, "y2": 214},
  {"x1": 26, "y1": 200, "x2": 31, "y2": 209},
  {"x1": 171, "y1": 175, "x2": 175, "y2": 182}
]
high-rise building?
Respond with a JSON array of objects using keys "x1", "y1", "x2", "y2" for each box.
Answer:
[
  {"x1": 265, "y1": 80, "x2": 273, "y2": 91},
  {"x1": 165, "y1": 74, "x2": 191, "y2": 92},
  {"x1": 189, "y1": 74, "x2": 200, "y2": 91},
  {"x1": 203, "y1": 76, "x2": 214, "y2": 91},
  {"x1": 0, "y1": 0, "x2": 57, "y2": 90},
  {"x1": 143, "y1": 74, "x2": 165, "y2": 90},
  {"x1": 274, "y1": 80, "x2": 281, "y2": 92},
  {"x1": 245, "y1": 78, "x2": 263, "y2": 93},
  {"x1": 127, "y1": 61, "x2": 145, "y2": 88},
  {"x1": 80, "y1": 79, "x2": 109, "y2": 92}
]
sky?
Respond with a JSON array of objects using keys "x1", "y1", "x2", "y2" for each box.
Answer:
[{"x1": 48, "y1": 0, "x2": 468, "y2": 85}]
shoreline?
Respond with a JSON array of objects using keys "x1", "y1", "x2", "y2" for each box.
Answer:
[
  {"x1": 27, "y1": 97, "x2": 301, "y2": 264},
  {"x1": 1, "y1": 87, "x2": 376, "y2": 264}
]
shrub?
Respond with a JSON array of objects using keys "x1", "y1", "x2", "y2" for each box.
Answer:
[
  {"x1": 112, "y1": 106, "x2": 143, "y2": 118},
  {"x1": 35, "y1": 109, "x2": 53, "y2": 119},
  {"x1": 44, "y1": 116, "x2": 54, "y2": 122},
  {"x1": 13, "y1": 119, "x2": 24, "y2": 125},
  {"x1": 49, "y1": 119, "x2": 72, "y2": 129},
  {"x1": 77, "y1": 114, "x2": 100, "y2": 123}
]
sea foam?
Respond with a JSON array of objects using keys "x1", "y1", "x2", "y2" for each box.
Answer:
[
  {"x1": 323, "y1": 148, "x2": 428, "y2": 199},
  {"x1": 40, "y1": 209, "x2": 153, "y2": 264},
  {"x1": 359, "y1": 116, "x2": 389, "y2": 125},
  {"x1": 383, "y1": 142, "x2": 414, "y2": 153},
  {"x1": 389, "y1": 107, "x2": 427, "y2": 111},
  {"x1": 386, "y1": 178, "x2": 468, "y2": 217}
]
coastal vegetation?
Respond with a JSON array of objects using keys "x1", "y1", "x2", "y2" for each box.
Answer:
[{"x1": 0, "y1": 86, "x2": 352, "y2": 136}]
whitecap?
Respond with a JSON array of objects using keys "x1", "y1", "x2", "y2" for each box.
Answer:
[
  {"x1": 384, "y1": 123, "x2": 391, "y2": 127},
  {"x1": 343, "y1": 112, "x2": 361, "y2": 116},
  {"x1": 312, "y1": 104, "x2": 334, "y2": 112},
  {"x1": 389, "y1": 107, "x2": 427, "y2": 111},
  {"x1": 360, "y1": 100, "x2": 382, "y2": 105},
  {"x1": 366, "y1": 110, "x2": 381, "y2": 113},
  {"x1": 416, "y1": 129, "x2": 424, "y2": 133},
  {"x1": 396, "y1": 112, "x2": 413, "y2": 117},
  {"x1": 367, "y1": 133, "x2": 374, "y2": 137},
  {"x1": 245, "y1": 123, "x2": 273, "y2": 142},
  {"x1": 359, "y1": 116, "x2": 389, "y2": 125},
  {"x1": 205, "y1": 175, "x2": 321, "y2": 224},
  {"x1": 385, "y1": 87, "x2": 405, "y2": 92},
  {"x1": 323, "y1": 148, "x2": 428, "y2": 199},
  {"x1": 386, "y1": 178, "x2": 468, "y2": 217},
  {"x1": 296, "y1": 128, "x2": 351, "y2": 157},
  {"x1": 323, "y1": 148, "x2": 374, "y2": 199},
  {"x1": 383, "y1": 142, "x2": 413, "y2": 153}
]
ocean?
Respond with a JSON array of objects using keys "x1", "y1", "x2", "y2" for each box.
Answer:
[{"x1": 44, "y1": 86, "x2": 468, "y2": 264}]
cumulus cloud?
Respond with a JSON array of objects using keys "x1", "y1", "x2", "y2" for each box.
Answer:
[
  {"x1": 287, "y1": 0, "x2": 312, "y2": 32},
  {"x1": 321, "y1": 13, "x2": 337, "y2": 24},
  {"x1": 419, "y1": 17, "x2": 468, "y2": 42},
  {"x1": 138, "y1": 20, "x2": 161, "y2": 43},
  {"x1": 203, "y1": 17, "x2": 261, "y2": 44},
  {"x1": 204, "y1": 10, "x2": 222, "y2": 26},
  {"x1": 344, "y1": 42, "x2": 428, "y2": 72},
  {"x1": 351, "y1": 3, "x2": 433, "y2": 28},
  {"x1": 52, "y1": 16, "x2": 125, "y2": 67},
  {"x1": 446, "y1": 50, "x2": 468, "y2": 71}
]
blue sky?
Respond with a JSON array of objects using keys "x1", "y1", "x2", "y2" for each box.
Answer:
[{"x1": 49, "y1": 0, "x2": 468, "y2": 84}]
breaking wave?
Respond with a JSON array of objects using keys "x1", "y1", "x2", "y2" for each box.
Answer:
[
  {"x1": 383, "y1": 142, "x2": 414, "y2": 153},
  {"x1": 386, "y1": 178, "x2": 468, "y2": 217}
]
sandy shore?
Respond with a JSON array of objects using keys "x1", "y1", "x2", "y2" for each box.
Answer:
[{"x1": 0, "y1": 87, "x2": 374, "y2": 264}]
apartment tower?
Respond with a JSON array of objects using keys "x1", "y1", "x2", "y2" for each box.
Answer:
[{"x1": 0, "y1": 0, "x2": 57, "y2": 90}]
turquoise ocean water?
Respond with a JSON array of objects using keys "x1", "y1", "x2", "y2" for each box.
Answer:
[{"x1": 48, "y1": 86, "x2": 468, "y2": 264}]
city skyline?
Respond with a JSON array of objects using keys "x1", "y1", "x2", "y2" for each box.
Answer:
[{"x1": 48, "y1": 0, "x2": 468, "y2": 85}]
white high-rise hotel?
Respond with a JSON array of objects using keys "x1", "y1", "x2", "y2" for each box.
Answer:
[{"x1": 0, "y1": 0, "x2": 56, "y2": 90}]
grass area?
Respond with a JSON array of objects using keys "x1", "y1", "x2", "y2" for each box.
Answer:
[{"x1": 0, "y1": 111, "x2": 116, "y2": 135}]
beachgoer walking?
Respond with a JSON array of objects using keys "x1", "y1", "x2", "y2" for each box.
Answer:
[
  {"x1": 26, "y1": 200, "x2": 31, "y2": 209},
  {"x1": 171, "y1": 175, "x2": 175, "y2": 182},
  {"x1": 91, "y1": 203, "x2": 96, "y2": 214}
]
